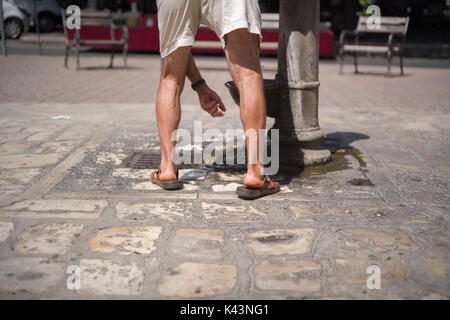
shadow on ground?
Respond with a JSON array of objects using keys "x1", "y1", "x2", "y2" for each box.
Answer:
[{"x1": 273, "y1": 131, "x2": 370, "y2": 187}]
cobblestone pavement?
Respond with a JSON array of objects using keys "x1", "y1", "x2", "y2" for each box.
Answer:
[{"x1": 0, "y1": 46, "x2": 449, "y2": 299}]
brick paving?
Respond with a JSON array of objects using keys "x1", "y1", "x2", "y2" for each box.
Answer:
[{"x1": 0, "y1": 44, "x2": 449, "y2": 299}]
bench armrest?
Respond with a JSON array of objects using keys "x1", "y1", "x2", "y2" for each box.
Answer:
[
  {"x1": 339, "y1": 29, "x2": 358, "y2": 47},
  {"x1": 121, "y1": 26, "x2": 129, "y2": 43},
  {"x1": 110, "y1": 21, "x2": 129, "y2": 43},
  {"x1": 387, "y1": 32, "x2": 406, "y2": 49}
]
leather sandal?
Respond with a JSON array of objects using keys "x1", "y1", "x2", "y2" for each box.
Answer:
[
  {"x1": 150, "y1": 168, "x2": 183, "y2": 190},
  {"x1": 236, "y1": 175, "x2": 280, "y2": 200}
]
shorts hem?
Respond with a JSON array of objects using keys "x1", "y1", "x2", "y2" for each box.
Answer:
[
  {"x1": 220, "y1": 23, "x2": 263, "y2": 48},
  {"x1": 160, "y1": 37, "x2": 195, "y2": 59}
]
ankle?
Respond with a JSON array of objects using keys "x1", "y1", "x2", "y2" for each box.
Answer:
[
  {"x1": 246, "y1": 164, "x2": 264, "y2": 179},
  {"x1": 159, "y1": 162, "x2": 177, "y2": 174},
  {"x1": 158, "y1": 165, "x2": 178, "y2": 181}
]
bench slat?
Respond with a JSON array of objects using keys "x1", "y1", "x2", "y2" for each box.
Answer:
[
  {"x1": 357, "y1": 16, "x2": 408, "y2": 34},
  {"x1": 65, "y1": 11, "x2": 112, "y2": 26},
  {"x1": 343, "y1": 45, "x2": 400, "y2": 53},
  {"x1": 358, "y1": 25, "x2": 405, "y2": 34},
  {"x1": 359, "y1": 16, "x2": 408, "y2": 24},
  {"x1": 80, "y1": 18, "x2": 111, "y2": 27},
  {"x1": 79, "y1": 40, "x2": 125, "y2": 45}
]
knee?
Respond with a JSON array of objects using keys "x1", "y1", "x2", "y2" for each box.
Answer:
[{"x1": 235, "y1": 71, "x2": 263, "y2": 88}]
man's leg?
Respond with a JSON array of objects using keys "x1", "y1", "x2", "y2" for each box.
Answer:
[
  {"x1": 156, "y1": 46, "x2": 191, "y2": 180},
  {"x1": 224, "y1": 28, "x2": 266, "y2": 188}
]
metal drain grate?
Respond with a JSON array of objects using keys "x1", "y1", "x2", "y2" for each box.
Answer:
[
  {"x1": 127, "y1": 151, "x2": 200, "y2": 169},
  {"x1": 128, "y1": 152, "x2": 161, "y2": 169},
  {"x1": 127, "y1": 147, "x2": 248, "y2": 170}
]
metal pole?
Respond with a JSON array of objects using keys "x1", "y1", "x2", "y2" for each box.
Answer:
[
  {"x1": 35, "y1": 0, "x2": 42, "y2": 54},
  {"x1": 0, "y1": 0, "x2": 7, "y2": 56},
  {"x1": 274, "y1": 0, "x2": 330, "y2": 166}
]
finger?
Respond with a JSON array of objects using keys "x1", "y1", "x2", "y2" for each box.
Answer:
[
  {"x1": 212, "y1": 107, "x2": 224, "y2": 117},
  {"x1": 210, "y1": 104, "x2": 220, "y2": 117},
  {"x1": 218, "y1": 99, "x2": 226, "y2": 112}
]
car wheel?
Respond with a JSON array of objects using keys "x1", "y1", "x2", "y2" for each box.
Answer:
[
  {"x1": 5, "y1": 18, "x2": 24, "y2": 39},
  {"x1": 38, "y1": 13, "x2": 56, "y2": 33}
]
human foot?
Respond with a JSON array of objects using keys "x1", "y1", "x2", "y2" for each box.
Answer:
[
  {"x1": 243, "y1": 173, "x2": 265, "y2": 188},
  {"x1": 237, "y1": 175, "x2": 280, "y2": 200},
  {"x1": 150, "y1": 167, "x2": 183, "y2": 190}
]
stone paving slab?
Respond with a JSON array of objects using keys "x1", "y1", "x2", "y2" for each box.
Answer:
[
  {"x1": 0, "y1": 153, "x2": 63, "y2": 169},
  {"x1": 253, "y1": 260, "x2": 322, "y2": 292},
  {"x1": 0, "y1": 199, "x2": 107, "y2": 219},
  {"x1": 0, "y1": 257, "x2": 66, "y2": 296},
  {"x1": 78, "y1": 259, "x2": 145, "y2": 296},
  {"x1": 89, "y1": 226, "x2": 161, "y2": 255},
  {"x1": 14, "y1": 223, "x2": 84, "y2": 256},
  {"x1": 158, "y1": 262, "x2": 238, "y2": 298},
  {"x1": 170, "y1": 228, "x2": 225, "y2": 261},
  {"x1": 0, "y1": 222, "x2": 14, "y2": 242}
]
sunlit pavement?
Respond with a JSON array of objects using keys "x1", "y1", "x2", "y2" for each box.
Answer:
[{"x1": 0, "y1": 42, "x2": 449, "y2": 299}]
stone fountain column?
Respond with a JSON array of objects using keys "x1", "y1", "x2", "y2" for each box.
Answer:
[{"x1": 273, "y1": 0, "x2": 330, "y2": 166}]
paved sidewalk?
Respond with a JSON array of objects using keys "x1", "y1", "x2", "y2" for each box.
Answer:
[{"x1": 0, "y1": 50, "x2": 449, "y2": 299}]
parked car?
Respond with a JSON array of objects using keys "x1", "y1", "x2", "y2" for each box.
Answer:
[
  {"x1": 1, "y1": 0, "x2": 30, "y2": 39},
  {"x1": 13, "y1": 0, "x2": 62, "y2": 33}
]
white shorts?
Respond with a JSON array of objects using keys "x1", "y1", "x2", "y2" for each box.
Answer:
[{"x1": 156, "y1": 0, "x2": 262, "y2": 58}]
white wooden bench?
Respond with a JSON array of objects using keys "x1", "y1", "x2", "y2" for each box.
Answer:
[{"x1": 339, "y1": 16, "x2": 409, "y2": 76}]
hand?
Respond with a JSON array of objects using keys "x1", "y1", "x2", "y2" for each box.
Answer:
[{"x1": 196, "y1": 84, "x2": 226, "y2": 117}]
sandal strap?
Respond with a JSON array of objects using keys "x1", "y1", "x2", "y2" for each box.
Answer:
[
  {"x1": 264, "y1": 175, "x2": 278, "y2": 189},
  {"x1": 264, "y1": 175, "x2": 273, "y2": 185}
]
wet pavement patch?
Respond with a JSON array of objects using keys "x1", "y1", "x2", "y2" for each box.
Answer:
[
  {"x1": 348, "y1": 147, "x2": 367, "y2": 168},
  {"x1": 273, "y1": 146, "x2": 367, "y2": 182},
  {"x1": 301, "y1": 147, "x2": 365, "y2": 176}
]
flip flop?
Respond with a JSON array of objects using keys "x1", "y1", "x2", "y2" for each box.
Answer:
[
  {"x1": 236, "y1": 176, "x2": 280, "y2": 200},
  {"x1": 150, "y1": 168, "x2": 183, "y2": 190}
]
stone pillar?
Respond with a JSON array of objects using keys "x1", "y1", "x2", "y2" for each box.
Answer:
[{"x1": 274, "y1": 0, "x2": 330, "y2": 166}]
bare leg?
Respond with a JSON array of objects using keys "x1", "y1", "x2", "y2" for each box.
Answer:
[
  {"x1": 155, "y1": 46, "x2": 191, "y2": 180},
  {"x1": 224, "y1": 29, "x2": 266, "y2": 188}
]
